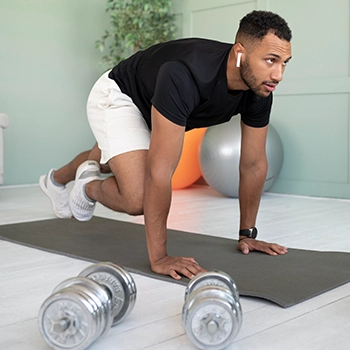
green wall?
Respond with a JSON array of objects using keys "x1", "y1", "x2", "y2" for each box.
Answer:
[
  {"x1": 1, "y1": 0, "x2": 350, "y2": 200},
  {"x1": 179, "y1": 0, "x2": 350, "y2": 199},
  {"x1": 0, "y1": 0, "x2": 108, "y2": 185},
  {"x1": 267, "y1": 0, "x2": 350, "y2": 199},
  {"x1": 0, "y1": 0, "x2": 182, "y2": 186}
]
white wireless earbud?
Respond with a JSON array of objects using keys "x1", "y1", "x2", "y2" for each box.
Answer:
[{"x1": 236, "y1": 52, "x2": 242, "y2": 68}]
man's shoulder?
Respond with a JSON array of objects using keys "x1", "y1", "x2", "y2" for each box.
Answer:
[
  {"x1": 159, "y1": 37, "x2": 232, "y2": 52},
  {"x1": 142, "y1": 38, "x2": 232, "y2": 59}
]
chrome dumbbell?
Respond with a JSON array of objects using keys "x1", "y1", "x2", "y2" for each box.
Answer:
[
  {"x1": 38, "y1": 262, "x2": 137, "y2": 350},
  {"x1": 182, "y1": 270, "x2": 242, "y2": 350}
]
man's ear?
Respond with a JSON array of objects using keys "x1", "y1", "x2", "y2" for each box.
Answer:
[{"x1": 233, "y1": 43, "x2": 245, "y2": 68}]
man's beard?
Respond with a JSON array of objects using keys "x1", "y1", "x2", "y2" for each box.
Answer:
[{"x1": 240, "y1": 59, "x2": 267, "y2": 98}]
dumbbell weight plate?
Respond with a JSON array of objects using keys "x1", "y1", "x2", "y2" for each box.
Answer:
[
  {"x1": 183, "y1": 286, "x2": 242, "y2": 350},
  {"x1": 185, "y1": 270, "x2": 243, "y2": 329},
  {"x1": 52, "y1": 277, "x2": 112, "y2": 336},
  {"x1": 38, "y1": 286, "x2": 101, "y2": 350},
  {"x1": 79, "y1": 262, "x2": 137, "y2": 325},
  {"x1": 185, "y1": 270, "x2": 240, "y2": 301}
]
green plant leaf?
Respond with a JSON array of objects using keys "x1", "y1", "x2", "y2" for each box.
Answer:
[{"x1": 95, "y1": 0, "x2": 178, "y2": 69}]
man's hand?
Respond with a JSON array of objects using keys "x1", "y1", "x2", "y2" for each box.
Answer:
[
  {"x1": 238, "y1": 238, "x2": 288, "y2": 256},
  {"x1": 151, "y1": 255, "x2": 206, "y2": 280}
]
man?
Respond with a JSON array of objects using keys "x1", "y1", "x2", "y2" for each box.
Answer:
[{"x1": 40, "y1": 10, "x2": 292, "y2": 280}]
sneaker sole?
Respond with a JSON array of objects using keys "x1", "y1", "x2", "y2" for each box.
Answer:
[
  {"x1": 39, "y1": 175, "x2": 72, "y2": 219},
  {"x1": 75, "y1": 160, "x2": 100, "y2": 180},
  {"x1": 69, "y1": 160, "x2": 100, "y2": 222},
  {"x1": 70, "y1": 211, "x2": 94, "y2": 222}
]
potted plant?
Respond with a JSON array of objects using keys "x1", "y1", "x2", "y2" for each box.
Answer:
[{"x1": 96, "y1": 0, "x2": 178, "y2": 70}]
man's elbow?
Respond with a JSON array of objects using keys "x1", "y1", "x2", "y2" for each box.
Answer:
[{"x1": 239, "y1": 157, "x2": 268, "y2": 177}]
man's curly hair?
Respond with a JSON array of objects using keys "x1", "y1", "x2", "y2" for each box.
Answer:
[{"x1": 237, "y1": 10, "x2": 292, "y2": 42}]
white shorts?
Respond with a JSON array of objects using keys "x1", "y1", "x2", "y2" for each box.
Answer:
[{"x1": 86, "y1": 70, "x2": 151, "y2": 164}]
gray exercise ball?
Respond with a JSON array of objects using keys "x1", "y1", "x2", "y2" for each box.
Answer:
[{"x1": 199, "y1": 117, "x2": 283, "y2": 198}]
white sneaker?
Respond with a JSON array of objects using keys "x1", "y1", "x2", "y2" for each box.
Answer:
[
  {"x1": 39, "y1": 169, "x2": 72, "y2": 219},
  {"x1": 69, "y1": 160, "x2": 101, "y2": 221}
]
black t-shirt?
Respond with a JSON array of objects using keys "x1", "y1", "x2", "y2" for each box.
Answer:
[{"x1": 109, "y1": 38, "x2": 272, "y2": 131}]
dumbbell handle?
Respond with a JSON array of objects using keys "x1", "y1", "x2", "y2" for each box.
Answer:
[
  {"x1": 52, "y1": 318, "x2": 70, "y2": 333},
  {"x1": 207, "y1": 320, "x2": 219, "y2": 334}
]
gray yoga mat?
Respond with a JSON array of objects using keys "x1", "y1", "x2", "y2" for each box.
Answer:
[{"x1": 1, "y1": 216, "x2": 350, "y2": 308}]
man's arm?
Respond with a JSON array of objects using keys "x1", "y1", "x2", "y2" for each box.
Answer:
[
  {"x1": 143, "y1": 106, "x2": 205, "y2": 279},
  {"x1": 238, "y1": 121, "x2": 288, "y2": 255}
]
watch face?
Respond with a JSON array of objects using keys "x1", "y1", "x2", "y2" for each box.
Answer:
[{"x1": 250, "y1": 227, "x2": 258, "y2": 238}]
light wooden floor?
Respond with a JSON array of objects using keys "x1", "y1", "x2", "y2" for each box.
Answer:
[{"x1": 1, "y1": 184, "x2": 350, "y2": 349}]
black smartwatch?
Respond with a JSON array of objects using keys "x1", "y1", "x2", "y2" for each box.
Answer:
[{"x1": 239, "y1": 227, "x2": 258, "y2": 240}]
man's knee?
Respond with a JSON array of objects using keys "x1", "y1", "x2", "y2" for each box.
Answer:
[
  {"x1": 126, "y1": 204, "x2": 144, "y2": 216},
  {"x1": 123, "y1": 191, "x2": 144, "y2": 216}
]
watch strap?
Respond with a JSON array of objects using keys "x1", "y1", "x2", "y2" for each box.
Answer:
[{"x1": 239, "y1": 227, "x2": 258, "y2": 239}]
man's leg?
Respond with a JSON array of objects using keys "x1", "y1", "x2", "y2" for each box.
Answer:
[
  {"x1": 39, "y1": 143, "x2": 110, "y2": 218},
  {"x1": 67, "y1": 68, "x2": 151, "y2": 221},
  {"x1": 51, "y1": 150, "x2": 91, "y2": 186},
  {"x1": 69, "y1": 149, "x2": 148, "y2": 221},
  {"x1": 88, "y1": 150, "x2": 147, "y2": 215},
  {"x1": 52, "y1": 143, "x2": 110, "y2": 185}
]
